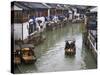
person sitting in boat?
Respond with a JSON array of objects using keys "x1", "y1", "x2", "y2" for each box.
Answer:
[
  {"x1": 70, "y1": 41, "x2": 75, "y2": 49},
  {"x1": 65, "y1": 41, "x2": 70, "y2": 49}
]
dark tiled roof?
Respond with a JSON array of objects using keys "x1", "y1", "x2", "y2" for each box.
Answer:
[
  {"x1": 46, "y1": 3, "x2": 62, "y2": 9},
  {"x1": 12, "y1": 1, "x2": 96, "y2": 11},
  {"x1": 12, "y1": 1, "x2": 49, "y2": 10},
  {"x1": 57, "y1": 4, "x2": 64, "y2": 9},
  {"x1": 21, "y1": 2, "x2": 48, "y2": 9},
  {"x1": 12, "y1": 2, "x2": 30, "y2": 10},
  {"x1": 60, "y1": 4, "x2": 69, "y2": 10}
]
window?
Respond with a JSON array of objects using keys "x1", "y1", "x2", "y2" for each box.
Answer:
[{"x1": 12, "y1": 10, "x2": 28, "y2": 23}]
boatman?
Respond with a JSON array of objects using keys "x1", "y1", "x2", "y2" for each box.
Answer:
[{"x1": 65, "y1": 41, "x2": 70, "y2": 49}]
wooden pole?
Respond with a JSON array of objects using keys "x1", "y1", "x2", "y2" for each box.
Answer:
[
  {"x1": 48, "y1": 9, "x2": 50, "y2": 20},
  {"x1": 22, "y1": 10, "x2": 23, "y2": 43}
]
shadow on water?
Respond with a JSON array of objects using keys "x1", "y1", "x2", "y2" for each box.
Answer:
[
  {"x1": 64, "y1": 54, "x2": 75, "y2": 60},
  {"x1": 81, "y1": 44, "x2": 97, "y2": 69}
]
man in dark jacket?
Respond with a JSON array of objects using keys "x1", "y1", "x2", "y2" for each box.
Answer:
[
  {"x1": 70, "y1": 41, "x2": 75, "y2": 48},
  {"x1": 65, "y1": 41, "x2": 70, "y2": 49}
]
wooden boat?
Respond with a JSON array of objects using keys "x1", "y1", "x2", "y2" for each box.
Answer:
[
  {"x1": 65, "y1": 39, "x2": 76, "y2": 55},
  {"x1": 65, "y1": 47, "x2": 76, "y2": 55},
  {"x1": 14, "y1": 52, "x2": 21, "y2": 64},
  {"x1": 14, "y1": 45, "x2": 21, "y2": 64},
  {"x1": 21, "y1": 44, "x2": 37, "y2": 63}
]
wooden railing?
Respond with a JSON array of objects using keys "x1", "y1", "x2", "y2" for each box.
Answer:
[{"x1": 88, "y1": 32, "x2": 97, "y2": 54}]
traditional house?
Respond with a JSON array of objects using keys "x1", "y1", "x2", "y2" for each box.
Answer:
[
  {"x1": 60, "y1": 4, "x2": 69, "y2": 16},
  {"x1": 45, "y1": 3, "x2": 64, "y2": 19},
  {"x1": 84, "y1": 6, "x2": 97, "y2": 60},
  {"x1": 11, "y1": 1, "x2": 49, "y2": 42},
  {"x1": 11, "y1": 1, "x2": 30, "y2": 41},
  {"x1": 21, "y1": 2, "x2": 49, "y2": 17}
]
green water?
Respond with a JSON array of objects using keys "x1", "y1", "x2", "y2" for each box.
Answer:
[{"x1": 15, "y1": 23, "x2": 97, "y2": 73}]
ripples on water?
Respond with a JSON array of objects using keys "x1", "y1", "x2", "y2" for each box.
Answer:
[{"x1": 15, "y1": 23, "x2": 97, "y2": 73}]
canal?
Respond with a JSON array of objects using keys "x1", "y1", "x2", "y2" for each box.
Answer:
[{"x1": 14, "y1": 23, "x2": 97, "y2": 73}]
